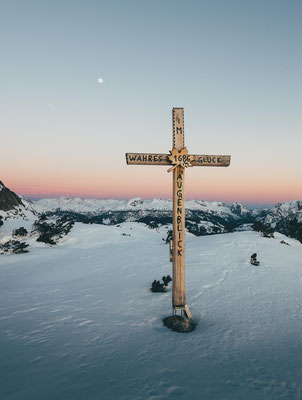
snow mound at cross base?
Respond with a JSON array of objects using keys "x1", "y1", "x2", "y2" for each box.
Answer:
[
  {"x1": 0, "y1": 225, "x2": 302, "y2": 400},
  {"x1": 163, "y1": 315, "x2": 196, "y2": 332}
]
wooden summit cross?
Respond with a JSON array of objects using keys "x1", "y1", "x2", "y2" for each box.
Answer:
[{"x1": 126, "y1": 108, "x2": 231, "y2": 318}]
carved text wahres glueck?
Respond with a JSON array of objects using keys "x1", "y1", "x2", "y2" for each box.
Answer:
[
  {"x1": 127, "y1": 154, "x2": 226, "y2": 165},
  {"x1": 195, "y1": 156, "x2": 223, "y2": 164},
  {"x1": 128, "y1": 154, "x2": 165, "y2": 163}
]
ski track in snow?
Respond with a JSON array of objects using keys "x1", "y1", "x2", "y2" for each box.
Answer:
[{"x1": 1, "y1": 222, "x2": 302, "y2": 399}]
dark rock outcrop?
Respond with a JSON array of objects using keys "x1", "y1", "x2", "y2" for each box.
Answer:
[
  {"x1": 33, "y1": 215, "x2": 74, "y2": 245},
  {"x1": 163, "y1": 315, "x2": 196, "y2": 333},
  {"x1": 0, "y1": 181, "x2": 23, "y2": 211},
  {"x1": 254, "y1": 201, "x2": 302, "y2": 243}
]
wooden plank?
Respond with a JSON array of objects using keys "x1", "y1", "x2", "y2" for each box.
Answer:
[
  {"x1": 172, "y1": 165, "x2": 186, "y2": 307},
  {"x1": 172, "y1": 108, "x2": 186, "y2": 308},
  {"x1": 172, "y1": 108, "x2": 184, "y2": 150},
  {"x1": 190, "y1": 154, "x2": 231, "y2": 167},
  {"x1": 126, "y1": 153, "x2": 170, "y2": 165},
  {"x1": 126, "y1": 153, "x2": 231, "y2": 167}
]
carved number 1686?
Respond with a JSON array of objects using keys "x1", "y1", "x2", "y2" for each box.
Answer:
[{"x1": 174, "y1": 155, "x2": 191, "y2": 163}]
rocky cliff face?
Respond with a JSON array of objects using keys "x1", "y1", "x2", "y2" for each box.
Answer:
[
  {"x1": 0, "y1": 181, "x2": 23, "y2": 211},
  {"x1": 254, "y1": 200, "x2": 302, "y2": 243}
]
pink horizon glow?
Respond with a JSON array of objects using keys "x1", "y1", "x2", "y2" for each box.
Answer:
[
  {"x1": 3, "y1": 167, "x2": 301, "y2": 206},
  {"x1": 11, "y1": 185, "x2": 301, "y2": 206}
]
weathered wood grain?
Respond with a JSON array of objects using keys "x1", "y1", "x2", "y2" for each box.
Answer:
[
  {"x1": 172, "y1": 165, "x2": 186, "y2": 307},
  {"x1": 125, "y1": 153, "x2": 170, "y2": 165},
  {"x1": 172, "y1": 108, "x2": 186, "y2": 307},
  {"x1": 172, "y1": 108, "x2": 184, "y2": 150}
]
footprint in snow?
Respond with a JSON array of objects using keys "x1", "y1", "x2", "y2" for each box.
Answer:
[{"x1": 167, "y1": 386, "x2": 186, "y2": 396}]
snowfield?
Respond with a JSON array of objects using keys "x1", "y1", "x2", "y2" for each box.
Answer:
[{"x1": 1, "y1": 221, "x2": 302, "y2": 400}]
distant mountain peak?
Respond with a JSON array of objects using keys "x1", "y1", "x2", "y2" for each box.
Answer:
[
  {"x1": 127, "y1": 198, "x2": 144, "y2": 207},
  {"x1": 230, "y1": 202, "x2": 249, "y2": 216}
]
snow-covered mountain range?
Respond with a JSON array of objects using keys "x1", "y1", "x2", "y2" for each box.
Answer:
[
  {"x1": 34, "y1": 195, "x2": 302, "y2": 242},
  {"x1": 0, "y1": 180, "x2": 302, "y2": 245}
]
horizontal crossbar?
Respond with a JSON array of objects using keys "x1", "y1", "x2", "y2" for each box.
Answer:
[{"x1": 126, "y1": 153, "x2": 231, "y2": 167}]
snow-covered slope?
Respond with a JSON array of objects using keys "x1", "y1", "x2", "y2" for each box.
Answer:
[
  {"x1": 0, "y1": 200, "x2": 35, "y2": 219},
  {"x1": 0, "y1": 224, "x2": 302, "y2": 399}
]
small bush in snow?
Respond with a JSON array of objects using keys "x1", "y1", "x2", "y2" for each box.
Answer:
[
  {"x1": 13, "y1": 227, "x2": 28, "y2": 237},
  {"x1": 0, "y1": 240, "x2": 29, "y2": 254},
  {"x1": 252, "y1": 221, "x2": 274, "y2": 238},
  {"x1": 151, "y1": 280, "x2": 166, "y2": 292},
  {"x1": 151, "y1": 275, "x2": 172, "y2": 292},
  {"x1": 36, "y1": 234, "x2": 56, "y2": 245},
  {"x1": 163, "y1": 230, "x2": 173, "y2": 244},
  {"x1": 162, "y1": 275, "x2": 172, "y2": 286}
]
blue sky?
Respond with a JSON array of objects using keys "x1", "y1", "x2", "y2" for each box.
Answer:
[{"x1": 1, "y1": 0, "x2": 301, "y2": 205}]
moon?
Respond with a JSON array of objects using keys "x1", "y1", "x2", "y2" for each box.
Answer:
[{"x1": 98, "y1": 78, "x2": 103, "y2": 84}]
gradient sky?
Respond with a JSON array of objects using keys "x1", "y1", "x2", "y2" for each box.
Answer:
[{"x1": 1, "y1": 0, "x2": 301, "y2": 206}]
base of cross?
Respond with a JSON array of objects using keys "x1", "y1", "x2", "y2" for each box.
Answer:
[{"x1": 173, "y1": 304, "x2": 192, "y2": 320}]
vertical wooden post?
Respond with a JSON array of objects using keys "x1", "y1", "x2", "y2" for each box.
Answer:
[
  {"x1": 126, "y1": 107, "x2": 230, "y2": 320},
  {"x1": 172, "y1": 108, "x2": 186, "y2": 309}
]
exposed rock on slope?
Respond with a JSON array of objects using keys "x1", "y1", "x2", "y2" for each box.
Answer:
[
  {"x1": 254, "y1": 200, "x2": 302, "y2": 243},
  {"x1": 32, "y1": 215, "x2": 74, "y2": 245},
  {"x1": 0, "y1": 181, "x2": 36, "y2": 222},
  {"x1": 0, "y1": 181, "x2": 23, "y2": 211}
]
